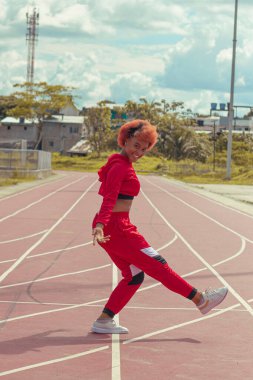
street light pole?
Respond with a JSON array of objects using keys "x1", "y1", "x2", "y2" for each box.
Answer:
[
  {"x1": 213, "y1": 120, "x2": 216, "y2": 172},
  {"x1": 226, "y1": 0, "x2": 239, "y2": 179},
  {"x1": 210, "y1": 116, "x2": 219, "y2": 172}
]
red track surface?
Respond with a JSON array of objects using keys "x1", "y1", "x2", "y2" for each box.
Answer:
[{"x1": 0, "y1": 171, "x2": 252, "y2": 379}]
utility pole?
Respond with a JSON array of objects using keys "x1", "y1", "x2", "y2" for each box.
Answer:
[
  {"x1": 226, "y1": 0, "x2": 238, "y2": 179},
  {"x1": 26, "y1": 8, "x2": 39, "y2": 84}
]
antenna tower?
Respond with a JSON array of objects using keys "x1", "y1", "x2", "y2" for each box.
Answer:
[{"x1": 26, "y1": 8, "x2": 39, "y2": 83}]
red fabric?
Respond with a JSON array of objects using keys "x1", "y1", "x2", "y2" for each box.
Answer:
[
  {"x1": 92, "y1": 212, "x2": 195, "y2": 316},
  {"x1": 96, "y1": 154, "x2": 140, "y2": 226}
]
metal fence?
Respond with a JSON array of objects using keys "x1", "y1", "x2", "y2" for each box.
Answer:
[{"x1": 0, "y1": 149, "x2": 51, "y2": 177}]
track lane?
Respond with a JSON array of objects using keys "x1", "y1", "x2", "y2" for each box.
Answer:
[
  {"x1": 0, "y1": 178, "x2": 97, "y2": 283},
  {"x1": 0, "y1": 172, "x2": 252, "y2": 379},
  {"x1": 0, "y1": 173, "x2": 83, "y2": 220}
]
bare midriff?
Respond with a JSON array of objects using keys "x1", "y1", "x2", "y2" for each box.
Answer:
[{"x1": 112, "y1": 199, "x2": 133, "y2": 213}]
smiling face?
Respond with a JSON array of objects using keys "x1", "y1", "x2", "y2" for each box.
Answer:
[{"x1": 123, "y1": 136, "x2": 150, "y2": 162}]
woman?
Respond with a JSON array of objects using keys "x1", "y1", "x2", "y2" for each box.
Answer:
[{"x1": 92, "y1": 119, "x2": 228, "y2": 334}]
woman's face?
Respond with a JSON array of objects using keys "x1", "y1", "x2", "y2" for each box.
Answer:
[{"x1": 124, "y1": 136, "x2": 149, "y2": 162}]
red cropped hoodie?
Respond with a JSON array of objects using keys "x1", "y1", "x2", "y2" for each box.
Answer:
[{"x1": 96, "y1": 153, "x2": 140, "y2": 226}]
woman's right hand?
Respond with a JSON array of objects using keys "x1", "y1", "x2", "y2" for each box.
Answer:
[{"x1": 92, "y1": 223, "x2": 110, "y2": 245}]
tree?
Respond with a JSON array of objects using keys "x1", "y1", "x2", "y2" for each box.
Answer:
[
  {"x1": 0, "y1": 95, "x2": 17, "y2": 119},
  {"x1": 7, "y1": 82, "x2": 75, "y2": 149},
  {"x1": 245, "y1": 108, "x2": 253, "y2": 118},
  {"x1": 157, "y1": 113, "x2": 210, "y2": 161},
  {"x1": 165, "y1": 126, "x2": 200, "y2": 160},
  {"x1": 85, "y1": 102, "x2": 112, "y2": 157},
  {"x1": 158, "y1": 99, "x2": 184, "y2": 115},
  {"x1": 124, "y1": 99, "x2": 161, "y2": 125}
]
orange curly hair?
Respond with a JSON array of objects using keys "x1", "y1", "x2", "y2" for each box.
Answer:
[{"x1": 117, "y1": 119, "x2": 158, "y2": 151}]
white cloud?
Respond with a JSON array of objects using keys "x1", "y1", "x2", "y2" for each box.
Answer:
[
  {"x1": 1, "y1": 0, "x2": 253, "y2": 115},
  {"x1": 236, "y1": 76, "x2": 245, "y2": 87},
  {"x1": 47, "y1": 51, "x2": 109, "y2": 104},
  {"x1": 0, "y1": 50, "x2": 26, "y2": 92},
  {"x1": 110, "y1": 72, "x2": 154, "y2": 103},
  {"x1": 216, "y1": 48, "x2": 231, "y2": 63},
  {"x1": 0, "y1": 0, "x2": 7, "y2": 21}
]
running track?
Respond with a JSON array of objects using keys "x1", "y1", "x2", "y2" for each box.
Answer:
[{"x1": 0, "y1": 171, "x2": 252, "y2": 379}]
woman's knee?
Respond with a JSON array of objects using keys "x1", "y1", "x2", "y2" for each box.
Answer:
[{"x1": 128, "y1": 271, "x2": 145, "y2": 285}]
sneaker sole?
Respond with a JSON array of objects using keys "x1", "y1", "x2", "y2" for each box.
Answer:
[
  {"x1": 200, "y1": 288, "x2": 228, "y2": 315},
  {"x1": 92, "y1": 327, "x2": 129, "y2": 334}
]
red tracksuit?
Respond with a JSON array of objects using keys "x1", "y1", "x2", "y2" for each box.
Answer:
[{"x1": 93, "y1": 153, "x2": 196, "y2": 317}]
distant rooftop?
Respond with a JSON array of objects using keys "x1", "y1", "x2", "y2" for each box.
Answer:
[
  {"x1": 1, "y1": 117, "x2": 38, "y2": 125},
  {"x1": 83, "y1": 103, "x2": 124, "y2": 110},
  {"x1": 1, "y1": 115, "x2": 85, "y2": 125},
  {"x1": 45, "y1": 115, "x2": 85, "y2": 124}
]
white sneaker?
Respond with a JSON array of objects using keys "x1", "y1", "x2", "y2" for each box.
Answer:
[
  {"x1": 198, "y1": 287, "x2": 228, "y2": 315},
  {"x1": 91, "y1": 319, "x2": 129, "y2": 334}
]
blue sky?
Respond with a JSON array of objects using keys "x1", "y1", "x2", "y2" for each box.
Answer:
[{"x1": 1, "y1": 0, "x2": 253, "y2": 116}]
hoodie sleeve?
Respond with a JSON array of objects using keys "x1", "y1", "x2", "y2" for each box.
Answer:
[{"x1": 95, "y1": 161, "x2": 128, "y2": 226}]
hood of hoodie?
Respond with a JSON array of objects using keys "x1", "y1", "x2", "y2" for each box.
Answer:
[{"x1": 98, "y1": 153, "x2": 130, "y2": 183}]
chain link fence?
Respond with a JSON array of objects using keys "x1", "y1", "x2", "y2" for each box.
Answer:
[{"x1": 0, "y1": 149, "x2": 52, "y2": 178}]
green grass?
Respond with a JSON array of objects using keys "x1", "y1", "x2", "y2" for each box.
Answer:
[
  {"x1": 153, "y1": 158, "x2": 253, "y2": 185},
  {"x1": 0, "y1": 175, "x2": 37, "y2": 187},
  {"x1": 52, "y1": 152, "x2": 110, "y2": 172},
  {"x1": 52, "y1": 152, "x2": 253, "y2": 185},
  {"x1": 1, "y1": 151, "x2": 252, "y2": 187}
]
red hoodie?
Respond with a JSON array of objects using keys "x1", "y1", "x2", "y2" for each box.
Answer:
[{"x1": 96, "y1": 153, "x2": 140, "y2": 226}]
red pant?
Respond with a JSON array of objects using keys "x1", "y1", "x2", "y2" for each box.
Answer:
[{"x1": 93, "y1": 212, "x2": 196, "y2": 317}]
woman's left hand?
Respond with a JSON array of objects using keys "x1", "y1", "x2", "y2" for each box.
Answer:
[{"x1": 92, "y1": 225, "x2": 110, "y2": 245}]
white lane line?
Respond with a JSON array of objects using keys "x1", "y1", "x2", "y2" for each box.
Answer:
[
  {"x1": 0, "y1": 346, "x2": 109, "y2": 377},
  {"x1": 1, "y1": 239, "x2": 245, "y2": 321},
  {"x1": 141, "y1": 189, "x2": 253, "y2": 316},
  {"x1": 0, "y1": 173, "x2": 68, "y2": 202},
  {"x1": 144, "y1": 178, "x2": 253, "y2": 244},
  {"x1": 0, "y1": 300, "x2": 78, "y2": 306},
  {"x1": 138, "y1": 239, "x2": 246, "y2": 294},
  {"x1": 137, "y1": 237, "x2": 246, "y2": 293},
  {"x1": 0, "y1": 235, "x2": 176, "y2": 284},
  {"x1": 0, "y1": 264, "x2": 111, "y2": 289},
  {"x1": 2, "y1": 299, "x2": 250, "y2": 314},
  {"x1": 0, "y1": 236, "x2": 177, "y2": 289},
  {"x1": 0, "y1": 235, "x2": 244, "y2": 318},
  {"x1": 150, "y1": 176, "x2": 253, "y2": 220},
  {"x1": 137, "y1": 267, "x2": 207, "y2": 294},
  {"x1": 28, "y1": 241, "x2": 93, "y2": 259},
  {"x1": 0, "y1": 241, "x2": 93, "y2": 265},
  {"x1": 84, "y1": 304, "x2": 248, "y2": 313},
  {"x1": 117, "y1": 305, "x2": 249, "y2": 312},
  {"x1": 1, "y1": 283, "x2": 252, "y2": 326},
  {"x1": 0, "y1": 237, "x2": 177, "y2": 288},
  {"x1": 213, "y1": 238, "x2": 246, "y2": 267},
  {"x1": 123, "y1": 303, "x2": 240, "y2": 345},
  {"x1": 0, "y1": 179, "x2": 97, "y2": 284},
  {"x1": 0, "y1": 297, "x2": 109, "y2": 324},
  {"x1": 0, "y1": 235, "x2": 175, "y2": 265},
  {"x1": 0, "y1": 230, "x2": 48, "y2": 245},
  {"x1": 0, "y1": 300, "x2": 249, "y2": 313},
  {"x1": 178, "y1": 181, "x2": 253, "y2": 220},
  {"x1": 0, "y1": 175, "x2": 88, "y2": 223},
  {"x1": 112, "y1": 264, "x2": 121, "y2": 380},
  {"x1": 157, "y1": 235, "x2": 178, "y2": 250}
]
